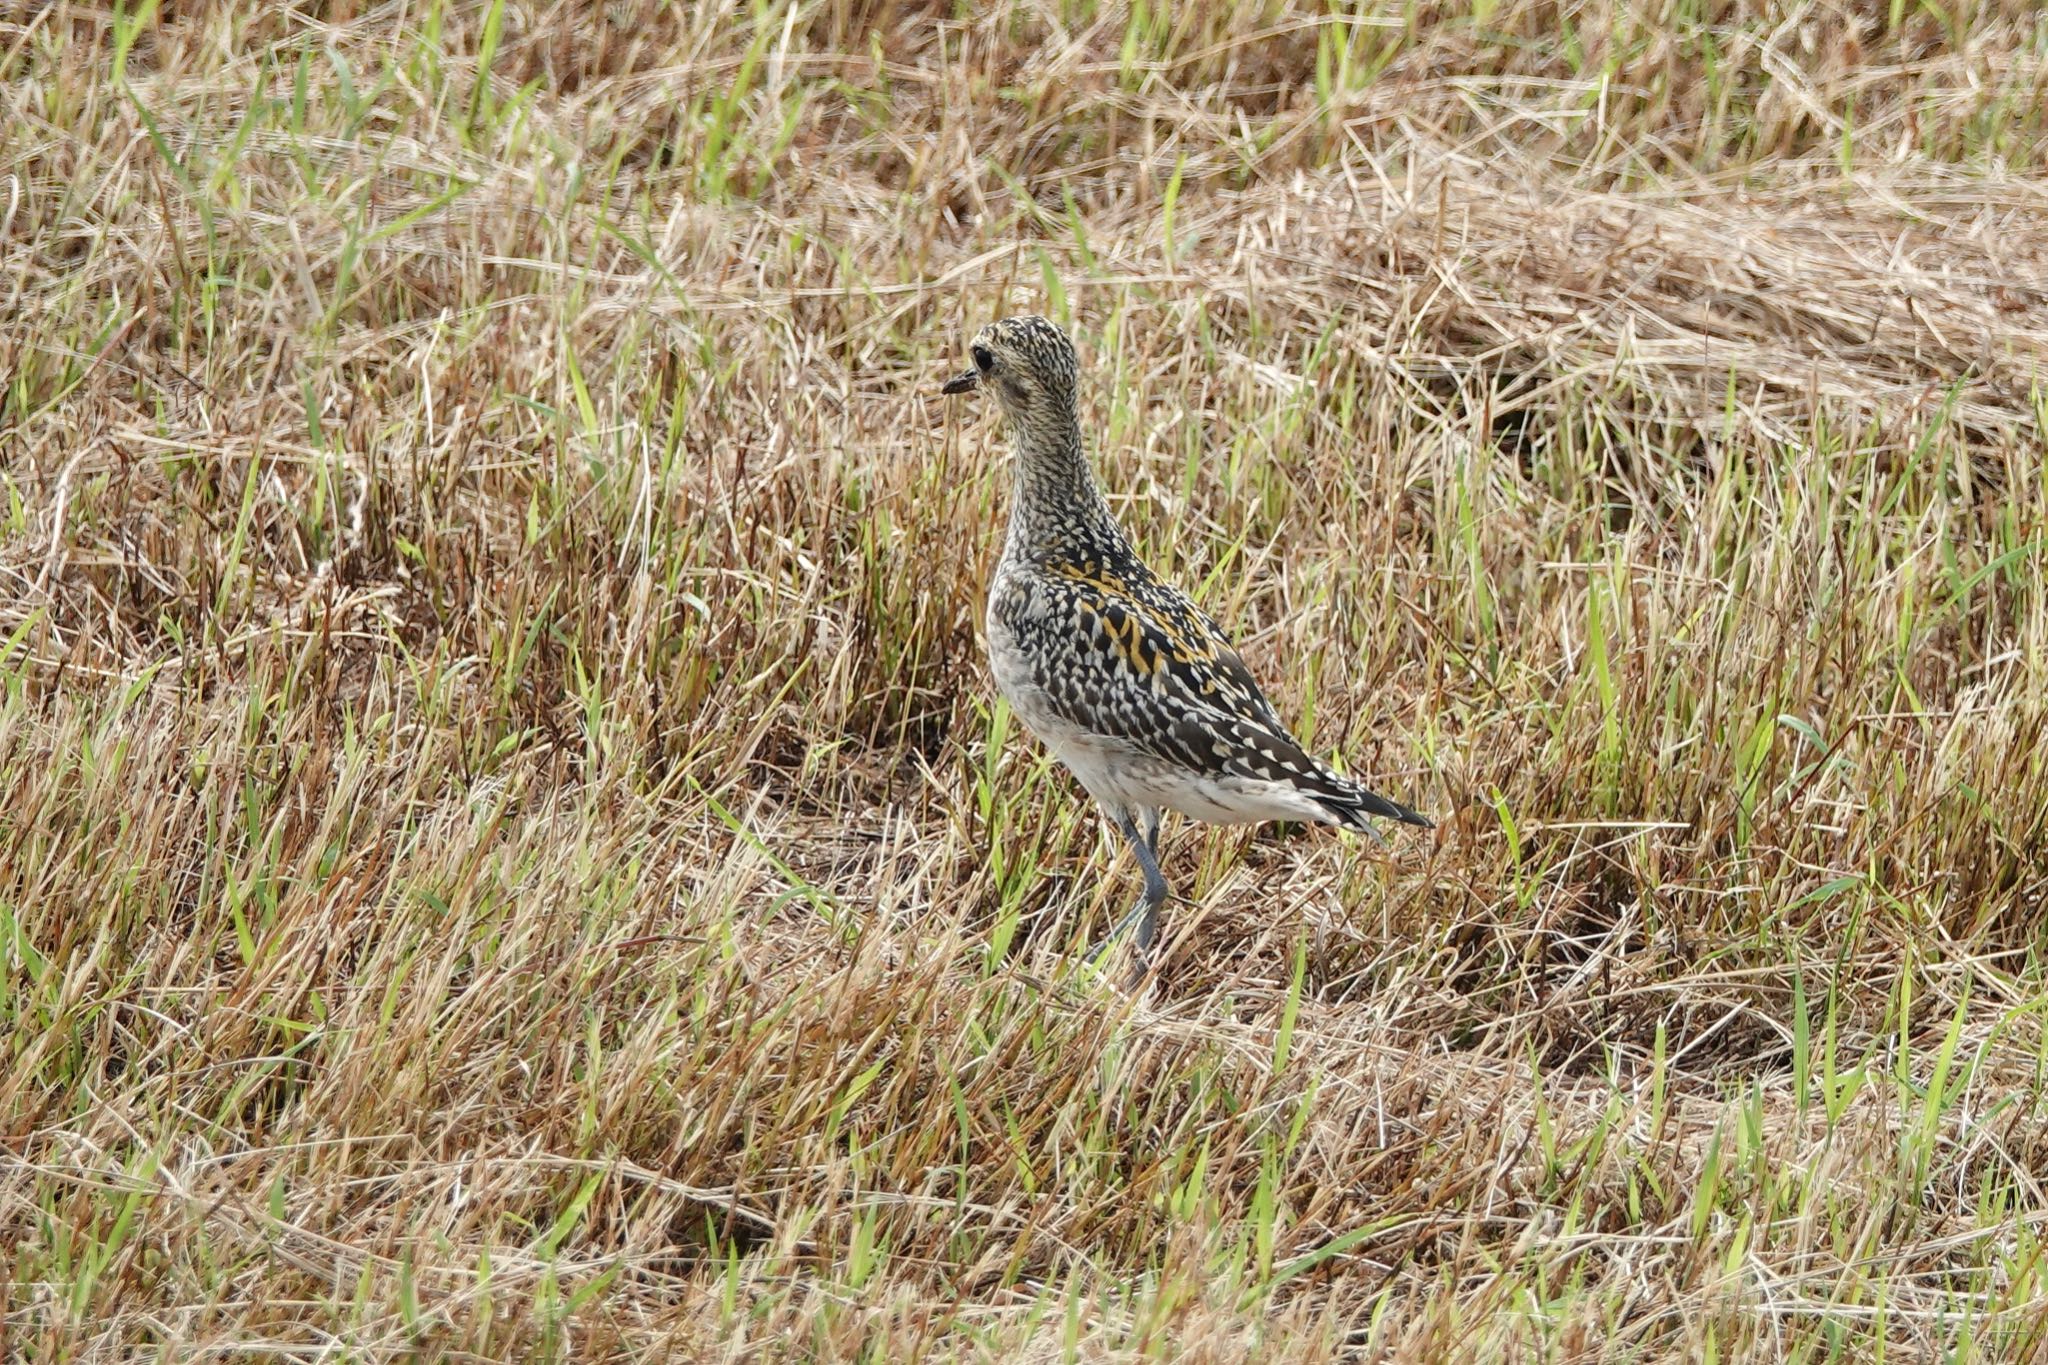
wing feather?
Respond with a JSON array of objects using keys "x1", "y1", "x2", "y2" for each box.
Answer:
[{"x1": 1009, "y1": 564, "x2": 1428, "y2": 827}]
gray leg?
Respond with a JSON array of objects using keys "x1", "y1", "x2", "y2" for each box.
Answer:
[
  {"x1": 1087, "y1": 808, "x2": 1169, "y2": 970},
  {"x1": 1122, "y1": 806, "x2": 1164, "y2": 952}
]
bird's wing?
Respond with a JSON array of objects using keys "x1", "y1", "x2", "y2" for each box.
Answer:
[
  {"x1": 999, "y1": 560, "x2": 1433, "y2": 826},
  {"x1": 1182, "y1": 602, "x2": 1292, "y2": 737},
  {"x1": 1023, "y1": 566, "x2": 1422, "y2": 823}
]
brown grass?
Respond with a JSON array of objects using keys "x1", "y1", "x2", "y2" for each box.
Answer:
[{"x1": 5, "y1": 0, "x2": 2048, "y2": 1358}]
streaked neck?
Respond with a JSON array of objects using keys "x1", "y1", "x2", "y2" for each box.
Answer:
[{"x1": 1002, "y1": 403, "x2": 1118, "y2": 556}]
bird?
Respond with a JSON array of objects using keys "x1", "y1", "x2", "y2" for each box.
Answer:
[{"x1": 940, "y1": 313, "x2": 1431, "y2": 978}]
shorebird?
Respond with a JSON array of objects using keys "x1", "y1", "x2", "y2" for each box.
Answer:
[{"x1": 941, "y1": 314, "x2": 1430, "y2": 978}]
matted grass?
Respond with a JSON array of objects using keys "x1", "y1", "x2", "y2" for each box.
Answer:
[{"x1": 4, "y1": 0, "x2": 2048, "y2": 1358}]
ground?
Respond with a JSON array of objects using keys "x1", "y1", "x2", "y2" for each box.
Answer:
[{"x1": 4, "y1": 1, "x2": 2048, "y2": 1360}]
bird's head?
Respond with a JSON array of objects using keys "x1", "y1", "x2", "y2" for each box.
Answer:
[{"x1": 940, "y1": 314, "x2": 1079, "y2": 424}]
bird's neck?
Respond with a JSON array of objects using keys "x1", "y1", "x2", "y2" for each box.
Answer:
[{"x1": 1001, "y1": 406, "x2": 1121, "y2": 559}]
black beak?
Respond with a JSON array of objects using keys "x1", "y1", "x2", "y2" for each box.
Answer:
[{"x1": 940, "y1": 369, "x2": 979, "y2": 395}]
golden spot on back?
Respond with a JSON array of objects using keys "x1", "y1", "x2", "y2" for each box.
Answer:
[{"x1": 1054, "y1": 561, "x2": 1135, "y2": 602}]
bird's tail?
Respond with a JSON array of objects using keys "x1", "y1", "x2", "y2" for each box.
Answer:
[{"x1": 1316, "y1": 777, "x2": 1433, "y2": 835}]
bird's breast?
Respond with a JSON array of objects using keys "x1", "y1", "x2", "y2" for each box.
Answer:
[
  {"x1": 984, "y1": 571, "x2": 1091, "y2": 745},
  {"x1": 984, "y1": 575, "x2": 1043, "y2": 700}
]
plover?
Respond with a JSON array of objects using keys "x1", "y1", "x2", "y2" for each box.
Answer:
[{"x1": 942, "y1": 314, "x2": 1430, "y2": 977}]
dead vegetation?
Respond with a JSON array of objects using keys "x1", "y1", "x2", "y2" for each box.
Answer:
[{"x1": 4, "y1": 0, "x2": 2048, "y2": 1359}]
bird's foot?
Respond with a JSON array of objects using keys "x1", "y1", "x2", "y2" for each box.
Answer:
[
  {"x1": 1083, "y1": 896, "x2": 1162, "y2": 988},
  {"x1": 1081, "y1": 937, "x2": 1154, "y2": 990}
]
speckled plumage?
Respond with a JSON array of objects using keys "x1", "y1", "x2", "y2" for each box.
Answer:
[{"x1": 942, "y1": 314, "x2": 1430, "y2": 973}]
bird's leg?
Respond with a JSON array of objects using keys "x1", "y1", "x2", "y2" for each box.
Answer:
[
  {"x1": 1088, "y1": 808, "x2": 1169, "y2": 971},
  {"x1": 1127, "y1": 806, "x2": 1165, "y2": 954}
]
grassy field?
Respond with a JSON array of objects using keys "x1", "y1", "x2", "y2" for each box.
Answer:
[{"x1": 5, "y1": 0, "x2": 2048, "y2": 1358}]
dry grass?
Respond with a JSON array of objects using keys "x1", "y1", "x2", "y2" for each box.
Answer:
[{"x1": 5, "y1": 0, "x2": 2048, "y2": 1359}]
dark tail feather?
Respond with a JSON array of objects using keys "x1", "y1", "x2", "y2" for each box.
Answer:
[{"x1": 1319, "y1": 781, "x2": 1433, "y2": 833}]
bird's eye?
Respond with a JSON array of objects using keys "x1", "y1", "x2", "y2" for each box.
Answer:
[{"x1": 972, "y1": 345, "x2": 995, "y2": 373}]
